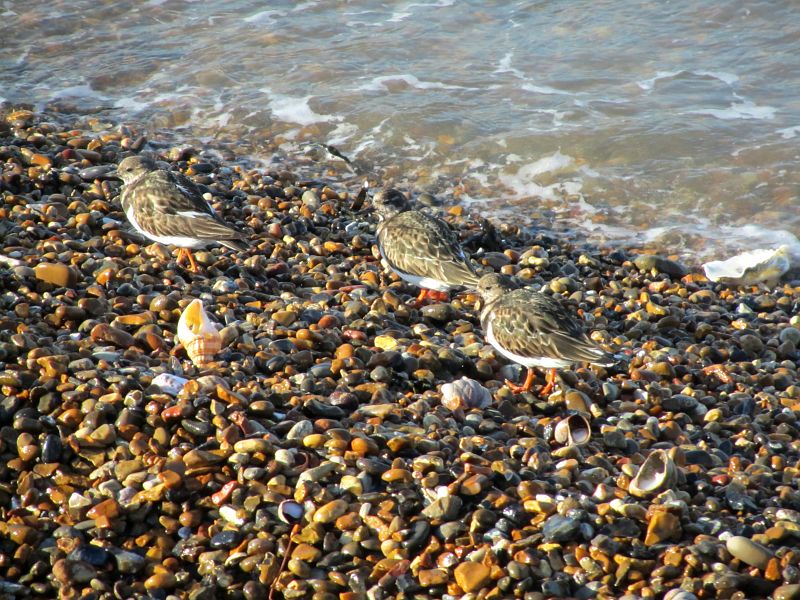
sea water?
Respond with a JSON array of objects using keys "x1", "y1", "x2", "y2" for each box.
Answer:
[{"x1": 2, "y1": 0, "x2": 799, "y2": 261}]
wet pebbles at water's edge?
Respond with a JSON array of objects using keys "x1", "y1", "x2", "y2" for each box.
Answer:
[{"x1": 3, "y1": 107, "x2": 800, "y2": 600}]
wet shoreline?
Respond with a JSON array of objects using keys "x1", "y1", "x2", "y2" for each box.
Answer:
[{"x1": 2, "y1": 106, "x2": 800, "y2": 599}]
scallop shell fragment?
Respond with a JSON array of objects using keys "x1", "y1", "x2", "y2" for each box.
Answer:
[
  {"x1": 629, "y1": 449, "x2": 678, "y2": 498},
  {"x1": 177, "y1": 299, "x2": 222, "y2": 366},
  {"x1": 702, "y1": 245, "x2": 791, "y2": 286}
]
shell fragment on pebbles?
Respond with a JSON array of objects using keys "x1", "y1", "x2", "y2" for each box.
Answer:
[
  {"x1": 150, "y1": 373, "x2": 189, "y2": 396},
  {"x1": 177, "y1": 299, "x2": 222, "y2": 366},
  {"x1": 441, "y1": 376, "x2": 492, "y2": 411},
  {"x1": 702, "y1": 245, "x2": 791, "y2": 286},
  {"x1": 628, "y1": 449, "x2": 678, "y2": 498},
  {"x1": 553, "y1": 413, "x2": 591, "y2": 446}
]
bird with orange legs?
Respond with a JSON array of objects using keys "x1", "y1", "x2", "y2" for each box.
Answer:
[
  {"x1": 372, "y1": 188, "x2": 481, "y2": 306},
  {"x1": 116, "y1": 155, "x2": 246, "y2": 273},
  {"x1": 477, "y1": 273, "x2": 617, "y2": 395}
]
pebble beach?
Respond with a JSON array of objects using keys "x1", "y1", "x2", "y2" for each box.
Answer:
[{"x1": 3, "y1": 105, "x2": 800, "y2": 600}]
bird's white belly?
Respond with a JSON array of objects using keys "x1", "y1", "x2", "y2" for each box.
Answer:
[
  {"x1": 126, "y1": 207, "x2": 207, "y2": 248},
  {"x1": 395, "y1": 270, "x2": 452, "y2": 292},
  {"x1": 379, "y1": 256, "x2": 451, "y2": 292},
  {"x1": 486, "y1": 322, "x2": 573, "y2": 369}
]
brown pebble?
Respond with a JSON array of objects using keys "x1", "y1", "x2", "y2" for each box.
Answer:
[
  {"x1": 144, "y1": 572, "x2": 177, "y2": 590},
  {"x1": 454, "y1": 561, "x2": 491, "y2": 593},
  {"x1": 33, "y1": 263, "x2": 79, "y2": 287},
  {"x1": 418, "y1": 568, "x2": 449, "y2": 587}
]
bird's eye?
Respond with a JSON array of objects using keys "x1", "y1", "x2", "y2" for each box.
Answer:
[{"x1": 126, "y1": 167, "x2": 133, "y2": 172}]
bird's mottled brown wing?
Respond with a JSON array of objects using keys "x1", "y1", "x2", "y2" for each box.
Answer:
[
  {"x1": 125, "y1": 171, "x2": 246, "y2": 245},
  {"x1": 378, "y1": 210, "x2": 480, "y2": 287},
  {"x1": 484, "y1": 289, "x2": 615, "y2": 365}
]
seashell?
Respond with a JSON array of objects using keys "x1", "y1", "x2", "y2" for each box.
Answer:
[
  {"x1": 441, "y1": 376, "x2": 492, "y2": 411},
  {"x1": 628, "y1": 449, "x2": 678, "y2": 498},
  {"x1": 702, "y1": 245, "x2": 791, "y2": 286},
  {"x1": 277, "y1": 500, "x2": 305, "y2": 525},
  {"x1": 553, "y1": 414, "x2": 591, "y2": 446},
  {"x1": 177, "y1": 299, "x2": 221, "y2": 366},
  {"x1": 149, "y1": 373, "x2": 189, "y2": 396}
]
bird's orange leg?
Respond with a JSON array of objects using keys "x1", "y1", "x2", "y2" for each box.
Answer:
[
  {"x1": 410, "y1": 288, "x2": 431, "y2": 308},
  {"x1": 538, "y1": 368, "x2": 558, "y2": 396},
  {"x1": 185, "y1": 250, "x2": 200, "y2": 273},
  {"x1": 175, "y1": 248, "x2": 200, "y2": 273},
  {"x1": 411, "y1": 288, "x2": 450, "y2": 307},
  {"x1": 505, "y1": 368, "x2": 537, "y2": 394},
  {"x1": 175, "y1": 248, "x2": 187, "y2": 267}
]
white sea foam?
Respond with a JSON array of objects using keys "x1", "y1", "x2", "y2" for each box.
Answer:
[
  {"x1": 113, "y1": 96, "x2": 151, "y2": 113},
  {"x1": 356, "y1": 74, "x2": 472, "y2": 92},
  {"x1": 494, "y1": 52, "x2": 524, "y2": 78},
  {"x1": 693, "y1": 70, "x2": 739, "y2": 85},
  {"x1": 326, "y1": 122, "x2": 359, "y2": 146},
  {"x1": 521, "y1": 83, "x2": 572, "y2": 96},
  {"x1": 291, "y1": 1, "x2": 319, "y2": 11},
  {"x1": 637, "y1": 69, "x2": 739, "y2": 91},
  {"x1": 350, "y1": 117, "x2": 391, "y2": 156},
  {"x1": 686, "y1": 100, "x2": 776, "y2": 120},
  {"x1": 49, "y1": 85, "x2": 109, "y2": 103},
  {"x1": 517, "y1": 150, "x2": 575, "y2": 178},
  {"x1": 389, "y1": 0, "x2": 455, "y2": 21},
  {"x1": 265, "y1": 93, "x2": 341, "y2": 126},
  {"x1": 244, "y1": 9, "x2": 284, "y2": 24},
  {"x1": 498, "y1": 151, "x2": 583, "y2": 201},
  {"x1": 636, "y1": 71, "x2": 681, "y2": 91},
  {"x1": 777, "y1": 126, "x2": 800, "y2": 139}
]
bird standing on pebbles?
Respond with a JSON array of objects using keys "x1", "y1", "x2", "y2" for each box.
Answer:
[
  {"x1": 477, "y1": 273, "x2": 616, "y2": 395},
  {"x1": 373, "y1": 188, "x2": 480, "y2": 305},
  {"x1": 116, "y1": 155, "x2": 247, "y2": 273}
]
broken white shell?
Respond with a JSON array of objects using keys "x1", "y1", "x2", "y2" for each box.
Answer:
[
  {"x1": 441, "y1": 376, "x2": 492, "y2": 411},
  {"x1": 177, "y1": 299, "x2": 221, "y2": 366},
  {"x1": 278, "y1": 500, "x2": 305, "y2": 525},
  {"x1": 150, "y1": 373, "x2": 189, "y2": 396},
  {"x1": 703, "y1": 245, "x2": 791, "y2": 286},
  {"x1": 629, "y1": 449, "x2": 678, "y2": 498},
  {"x1": 553, "y1": 414, "x2": 591, "y2": 446}
]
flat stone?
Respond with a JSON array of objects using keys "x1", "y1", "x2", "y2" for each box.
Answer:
[
  {"x1": 34, "y1": 262, "x2": 80, "y2": 287},
  {"x1": 454, "y1": 561, "x2": 491, "y2": 593},
  {"x1": 645, "y1": 508, "x2": 681, "y2": 546},
  {"x1": 726, "y1": 535, "x2": 773, "y2": 569},
  {"x1": 421, "y1": 496, "x2": 462, "y2": 521},
  {"x1": 87, "y1": 498, "x2": 120, "y2": 521},
  {"x1": 313, "y1": 499, "x2": 348, "y2": 524},
  {"x1": 418, "y1": 568, "x2": 449, "y2": 587}
]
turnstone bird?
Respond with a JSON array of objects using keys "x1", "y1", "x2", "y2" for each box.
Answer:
[
  {"x1": 116, "y1": 155, "x2": 246, "y2": 272},
  {"x1": 477, "y1": 273, "x2": 616, "y2": 394},
  {"x1": 373, "y1": 188, "x2": 480, "y2": 305}
]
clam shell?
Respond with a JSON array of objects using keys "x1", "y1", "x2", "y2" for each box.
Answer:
[
  {"x1": 553, "y1": 414, "x2": 591, "y2": 446},
  {"x1": 177, "y1": 299, "x2": 222, "y2": 366},
  {"x1": 702, "y1": 245, "x2": 791, "y2": 286},
  {"x1": 629, "y1": 449, "x2": 678, "y2": 498}
]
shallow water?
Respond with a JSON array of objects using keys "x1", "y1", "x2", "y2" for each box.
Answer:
[{"x1": 2, "y1": 0, "x2": 800, "y2": 261}]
